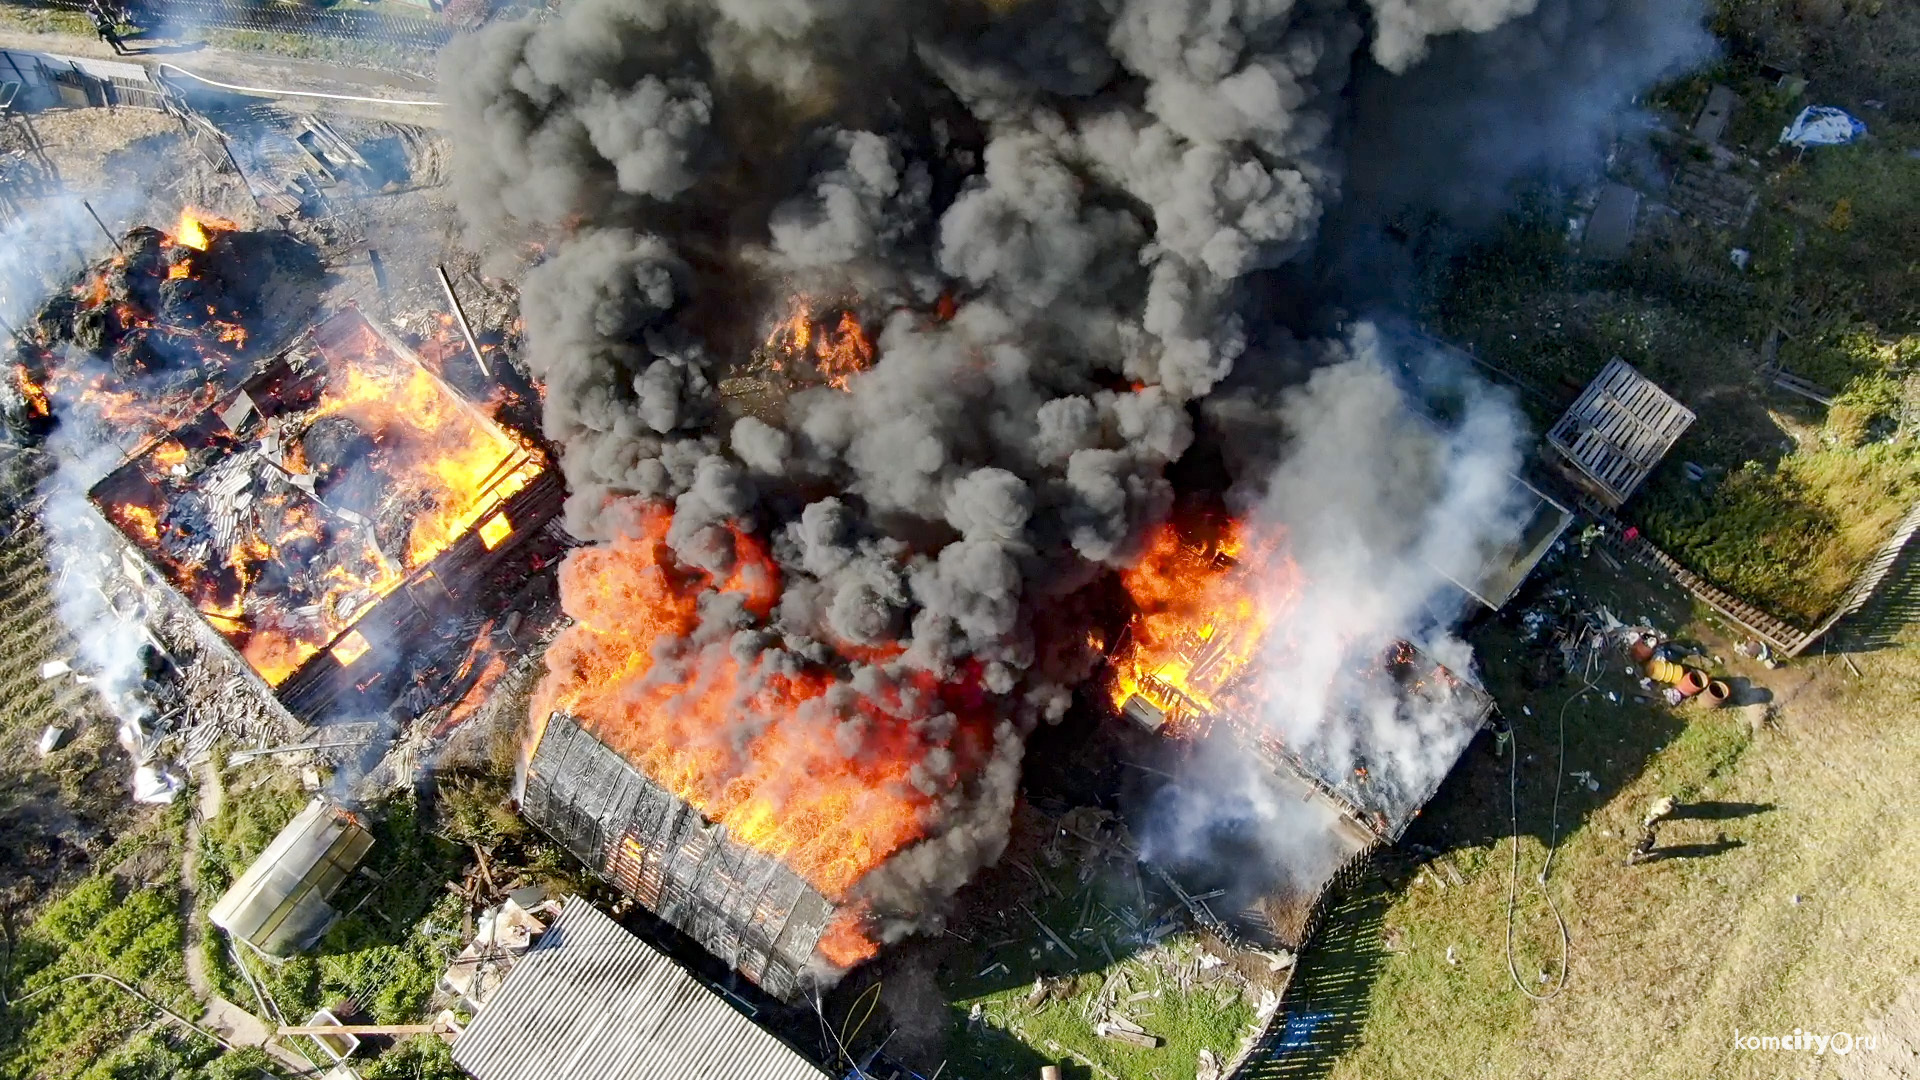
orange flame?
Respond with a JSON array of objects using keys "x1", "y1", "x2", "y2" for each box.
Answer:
[
  {"x1": 76, "y1": 273, "x2": 109, "y2": 308},
  {"x1": 12, "y1": 366, "x2": 50, "y2": 418},
  {"x1": 304, "y1": 320, "x2": 545, "y2": 568},
  {"x1": 437, "y1": 652, "x2": 508, "y2": 736},
  {"x1": 111, "y1": 502, "x2": 161, "y2": 545},
  {"x1": 104, "y1": 314, "x2": 546, "y2": 688},
  {"x1": 1108, "y1": 520, "x2": 1299, "y2": 734},
  {"x1": 818, "y1": 911, "x2": 882, "y2": 967},
  {"x1": 534, "y1": 505, "x2": 996, "y2": 963},
  {"x1": 765, "y1": 298, "x2": 875, "y2": 391},
  {"x1": 172, "y1": 208, "x2": 236, "y2": 252},
  {"x1": 478, "y1": 511, "x2": 512, "y2": 550}
]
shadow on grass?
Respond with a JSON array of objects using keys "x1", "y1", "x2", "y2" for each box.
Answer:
[
  {"x1": 1234, "y1": 889, "x2": 1391, "y2": 1079},
  {"x1": 1667, "y1": 800, "x2": 1773, "y2": 822},
  {"x1": 1829, "y1": 532, "x2": 1920, "y2": 655},
  {"x1": 1641, "y1": 837, "x2": 1745, "y2": 863}
]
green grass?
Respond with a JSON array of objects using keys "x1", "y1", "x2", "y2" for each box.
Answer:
[
  {"x1": 0, "y1": 807, "x2": 199, "y2": 1080},
  {"x1": 197, "y1": 777, "x2": 468, "y2": 1032},
  {"x1": 1310, "y1": 554, "x2": 1920, "y2": 1080},
  {"x1": 358, "y1": 1035, "x2": 463, "y2": 1080},
  {"x1": 197, "y1": 29, "x2": 433, "y2": 75},
  {"x1": 0, "y1": 5, "x2": 96, "y2": 37},
  {"x1": 935, "y1": 852, "x2": 1265, "y2": 1080},
  {"x1": 946, "y1": 933, "x2": 1259, "y2": 1080},
  {"x1": 1747, "y1": 126, "x2": 1920, "y2": 328},
  {"x1": 1428, "y1": 122, "x2": 1920, "y2": 628},
  {"x1": 1639, "y1": 437, "x2": 1920, "y2": 625}
]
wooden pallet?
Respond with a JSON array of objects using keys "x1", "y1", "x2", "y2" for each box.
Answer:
[{"x1": 1547, "y1": 358, "x2": 1696, "y2": 508}]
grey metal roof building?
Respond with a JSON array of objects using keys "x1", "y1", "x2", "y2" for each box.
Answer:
[
  {"x1": 1547, "y1": 358, "x2": 1695, "y2": 508},
  {"x1": 208, "y1": 797, "x2": 374, "y2": 956},
  {"x1": 520, "y1": 713, "x2": 838, "y2": 1003},
  {"x1": 1428, "y1": 472, "x2": 1573, "y2": 610},
  {"x1": 451, "y1": 899, "x2": 829, "y2": 1080}
]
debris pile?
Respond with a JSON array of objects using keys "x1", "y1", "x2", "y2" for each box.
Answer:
[{"x1": 4, "y1": 211, "x2": 323, "y2": 452}]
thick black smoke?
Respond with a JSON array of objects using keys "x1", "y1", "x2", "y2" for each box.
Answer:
[{"x1": 444, "y1": 0, "x2": 1707, "y2": 935}]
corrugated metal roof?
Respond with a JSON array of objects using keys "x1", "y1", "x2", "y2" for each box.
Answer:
[
  {"x1": 521, "y1": 713, "x2": 836, "y2": 1003},
  {"x1": 452, "y1": 899, "x2": 829, "y2": 1080}
]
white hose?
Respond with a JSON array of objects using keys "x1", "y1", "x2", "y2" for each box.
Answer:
[{"x1": 156, "y1": 61, "x2": 441, "y2": 107}]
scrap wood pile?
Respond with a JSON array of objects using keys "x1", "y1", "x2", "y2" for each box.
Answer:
[
  {"x1": 955, "y1": 805, "x2": 1298, "y2": 1076},
  {"x1": 36, "y1": 513, "x2": 304, "y2": 792}
]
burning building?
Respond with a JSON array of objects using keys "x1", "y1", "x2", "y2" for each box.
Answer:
[
  {"x1": 1103, "y1": 518, "x2": 1494, "y2": 942},
  {"x1": 5, "y1": 200, "x2": 562, "y2": 734},
  {"x1": 521, "y1": 712, "x2": 842, "y2": 1003},
  {"x1": 88, "y1": 306, "x2": 563, "y2": 721},
  {"x1": 435, "y1": 0, "x2": 1710, "y2": 1005}
]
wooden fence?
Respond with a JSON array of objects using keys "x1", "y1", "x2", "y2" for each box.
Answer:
[
  {"x1": 7, "y1": 0, "x2": 455, "y2": 49},
  {"x1": 1578, "y1": 493, "x2": 1920, "y2": 658}
]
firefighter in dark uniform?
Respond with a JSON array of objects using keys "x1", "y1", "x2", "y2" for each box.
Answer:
[{"x1": 90, "y1": 1, "x2": 129, "y2": 55}]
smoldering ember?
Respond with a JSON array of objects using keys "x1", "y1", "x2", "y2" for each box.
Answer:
[{"x1": 3, "y1": 1, "x2": 1914, "y2": 1079}]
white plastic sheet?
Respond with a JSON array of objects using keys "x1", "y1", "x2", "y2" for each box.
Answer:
[{"x1": 1779, "y1": 106, "x2": 1867, "y2": 147}]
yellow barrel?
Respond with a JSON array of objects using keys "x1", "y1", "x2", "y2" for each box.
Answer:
[{"x1": 1645, "y1": 657, "x2": 1686, "y2": 684}]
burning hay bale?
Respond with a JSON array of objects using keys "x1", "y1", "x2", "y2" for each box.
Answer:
[{"x1": 4, "y1": 210, "x2": 324, "y2": 453}]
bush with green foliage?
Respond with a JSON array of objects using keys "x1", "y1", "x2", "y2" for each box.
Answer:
[
  {"x1": 0, "y1": 866, "x2": 197, "y2": 1080},
  {"x1": 358, "y1": 1035, "x2": 464, "y2": 1080}
]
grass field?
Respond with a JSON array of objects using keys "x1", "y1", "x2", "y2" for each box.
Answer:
[
  {"x1": 1428, "y1": 97, "x2": 1920, "y2": 625},
  {"x1": 0, "y1": 521, "x2": 137, "y2": 905},
  {"x1": 1279, "y1": 555, "x2": 1920, "y2": 1079}
]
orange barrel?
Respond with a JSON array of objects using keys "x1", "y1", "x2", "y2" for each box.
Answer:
[
  {"x1": 1675, "y1": 668, "x2": 1709, "y2": 698},
  {"x1": 1705, "y1": 679, "x2": 1732, "y2": 707},
  {"x1": 1629, "y1": 641, "x2": 1655, "y2": 664}
]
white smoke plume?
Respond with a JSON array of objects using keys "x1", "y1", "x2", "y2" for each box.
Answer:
[
  {"x1": 0, "y1": 190, "x2": 180, "y2": 794},
  {"x1": 1245, "y1": 327, "x2": 1524, "y2": 779}
]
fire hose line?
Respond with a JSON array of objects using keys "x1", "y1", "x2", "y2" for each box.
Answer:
[
  {"x1": 1505, "y1": 639, "x2": 1591, "y2": 1002},
  {"x1": 3, "y1": 972, "x2": 233, "y2": 1050},
  {"x1": 816, "y1": 981, "x2": 881, "y2": 1077},
  {"x1": 154, "y1": 63, "x2": 443, "y2": 108}
]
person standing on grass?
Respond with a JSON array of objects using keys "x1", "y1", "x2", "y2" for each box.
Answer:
[
  {"x1": 1627, "y1": 795, "x2": 1677, "y2": 865},
  {"x1": 89, "y1": 1, "x2": 129, "y2": 55}
]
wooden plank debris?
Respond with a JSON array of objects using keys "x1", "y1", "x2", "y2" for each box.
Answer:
[
  {"x1": 437, "y1": 265, "x2": 491, "y2": 378},
  {"x1": 1094, "y1": 1019, "x2": 1161, "y2": 1049},
  {"x1": 1020, "y1": 904, "x2": 1079, "y2": 962}
]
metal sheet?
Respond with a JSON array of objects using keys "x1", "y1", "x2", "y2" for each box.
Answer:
[{"x1": 451, "y1": 899, "x2": 828, "y2": 1080}]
